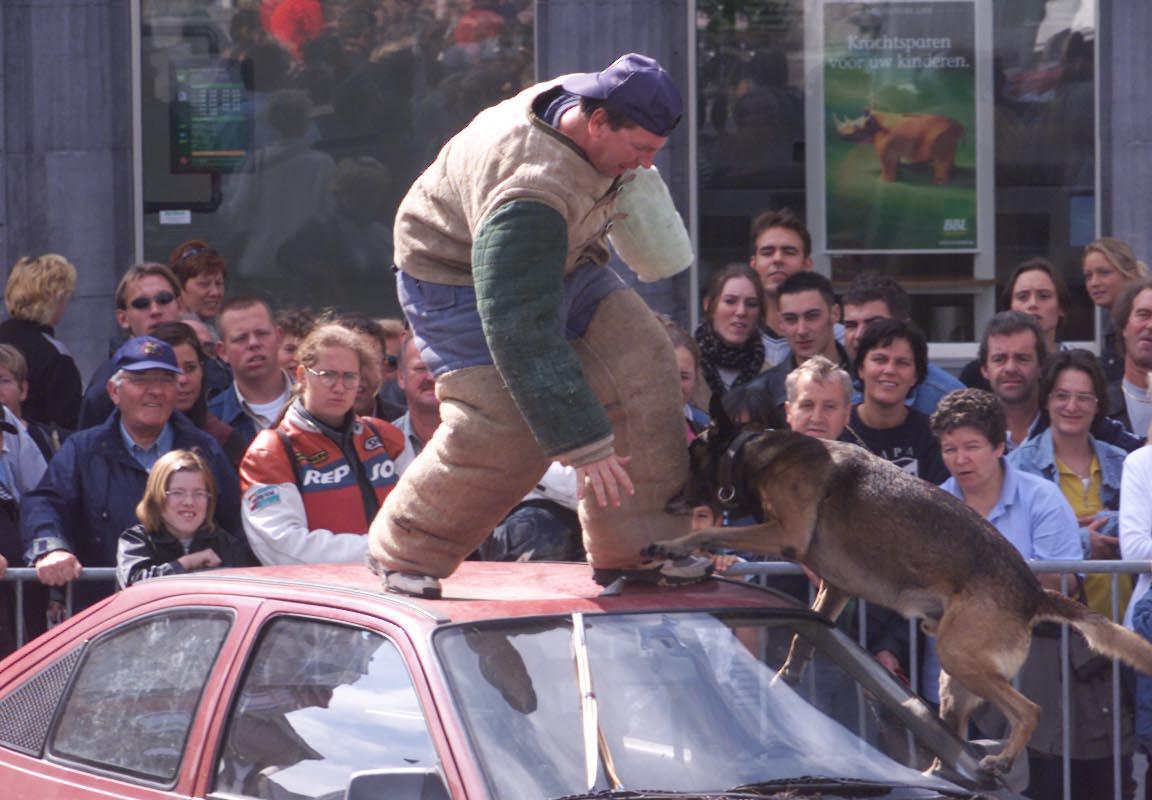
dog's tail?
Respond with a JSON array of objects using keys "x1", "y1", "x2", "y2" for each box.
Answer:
[{"x1": 1035, "y1": 590, "x2": 1152, "y2": 675}]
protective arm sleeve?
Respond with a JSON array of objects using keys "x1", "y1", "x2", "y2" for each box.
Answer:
[{"x1": 472, "y1": 200, "x2": 613, "y2": 463}]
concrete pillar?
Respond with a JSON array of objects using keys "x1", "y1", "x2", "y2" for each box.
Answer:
[
  {"x1": 1099, "y1": 0, "x2": 1152, "y2": 255},
  {"x1": 0, "y1": 0, "x2": 134, "y2": 381}
]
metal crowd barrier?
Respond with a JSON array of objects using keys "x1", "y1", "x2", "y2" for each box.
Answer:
[
  {"x1": 1, "y1": 561, "x2": 1150, "y2": 799},
  {"x1": 1, "y1": 567, "x2": 117, "y2": 647},
  {"x1": 728, "y1": 559, "x2": 1152, "y2": 800}
]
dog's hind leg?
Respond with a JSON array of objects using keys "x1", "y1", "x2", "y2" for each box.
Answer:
[
  {"x1": 775, "y1": 581, "x2": 852, "y2": 685},
  {"x1": 934, "y1": 610, "x2": 1035, "y2": 775}
]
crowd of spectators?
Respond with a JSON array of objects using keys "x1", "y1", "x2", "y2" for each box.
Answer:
[{"x1": 0, "y1": 199, "x2": 1150, "y2": 797}]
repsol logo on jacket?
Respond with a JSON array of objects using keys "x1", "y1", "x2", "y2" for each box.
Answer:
[
  {"x1": 300, "y1": 458, "x2": 397, "y2": 488},
  {"x1": 302, "y1": 464, "x2": 351, "y2": 486}
]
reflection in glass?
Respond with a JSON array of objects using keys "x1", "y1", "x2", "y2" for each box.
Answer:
[
  {"x1": 216, "y1": 617, "x2": 438, "y2": 799},
  {"x1": 695, "y1": 1, "x2": 1096, "y2": 342},
  {"x1": 51, "y1": 610, "x2": 232, "y2": 782},
  {"x1": 437, "y1": 612, "x2": 984, "y2": 800},
  {"x1": 141, "y1": 1, "x2": 535, "y2": 318}
]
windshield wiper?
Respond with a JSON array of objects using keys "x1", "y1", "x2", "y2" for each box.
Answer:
[
  {"x1": 572, "y1": 612, "x2": 623, "y2": 792},
  {"x1": 729, "y1": 776, "x2": 982, "y2": 798},
  {"x1": 552, "y1": 790, "x2": 767, "y2": 800}
]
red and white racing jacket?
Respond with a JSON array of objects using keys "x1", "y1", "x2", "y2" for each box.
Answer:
[{"x1": 240, "y1": 402, "x2": 404, "y2": 565}]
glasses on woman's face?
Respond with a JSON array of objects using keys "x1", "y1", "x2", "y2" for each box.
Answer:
[
  {"x1": 127, "y1": 291, "x2": 176, "y2": 310},
  {"x1": 306, "y1": 366, "x2": 360, "y2": 389},
  {"x1": 1050, "y1": 390, "x2": 1098, "y2": 407},
  {"x1": 165, "y1": 489, "x2": 212, "y2": 502}
]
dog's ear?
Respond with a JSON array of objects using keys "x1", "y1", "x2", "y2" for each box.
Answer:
[{"x1": 708, "y1": 391, "x2": 735, "y2": 440}]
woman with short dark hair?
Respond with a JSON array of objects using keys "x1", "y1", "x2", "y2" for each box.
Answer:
[{"x1": 846, "y1": 318, "x2": 946, "y2": 484}]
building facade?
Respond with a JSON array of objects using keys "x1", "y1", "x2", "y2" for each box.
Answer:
[{"x1": 0, "y1": 0, "x2": 1146, "y2": 379}]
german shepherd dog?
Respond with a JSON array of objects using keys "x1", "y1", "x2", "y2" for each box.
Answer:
[{"x1": 650, "y1": 413, "x2": 1152, "y2": 774}]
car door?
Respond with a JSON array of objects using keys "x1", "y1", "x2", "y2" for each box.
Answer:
[
  {"x1": 0, "y1": 593, "x2": 261, "y2": 799},
  {"x1": 197, "y1": 603, "x2": 462, "y2": 800}
]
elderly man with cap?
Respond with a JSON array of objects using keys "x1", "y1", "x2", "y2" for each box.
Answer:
[
  {"x1": 21, "y1": 336, "x2": 241, "y2": 607},
  {"x1": 370, "y1": 53, "x2": 708, "y2": 598}
]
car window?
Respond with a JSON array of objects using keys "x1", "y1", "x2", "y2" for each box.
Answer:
[
  {"x1": 49, "y1": 609, "x2": 233, "y2": 782},
  {"x1": 215, "y1": 616, "x2": 439, "y2": 799}
]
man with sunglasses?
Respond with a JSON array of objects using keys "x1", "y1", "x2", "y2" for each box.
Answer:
[
  {"x1": 21, "y1": 336, "x2": 241, "y2": 608},
  {"x1": 76, "y1": 264, "x2": 184, "y2": 429}
]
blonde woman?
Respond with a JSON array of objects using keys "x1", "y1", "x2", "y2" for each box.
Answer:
[
  {"x1": 240, "y1": 323, "x2": 404, "y2": 566},
  {"x1": 1083, "y1": 237, "x2": 1149, "y2": 381},
  {"x1": 116, "y1": 449, "x2": 254, "y2": 588},
  {"x1": 0, "y1": 254, "x2": 81, "y2": 431}
]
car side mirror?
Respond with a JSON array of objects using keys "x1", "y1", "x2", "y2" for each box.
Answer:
[
  {"x1": 969, "y1": 739, "x2": 1029, "y2": 794},
  {"x1": 345, "y1": 767, "x2": 450, "y2": 800}
]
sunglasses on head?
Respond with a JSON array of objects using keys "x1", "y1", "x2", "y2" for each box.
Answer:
[
  {"x1": 176, "y1": 245, "x2": 211, "y2": 266},
  {"x1": 127, "y1": 291, "x2": 176, "y2": 310}
]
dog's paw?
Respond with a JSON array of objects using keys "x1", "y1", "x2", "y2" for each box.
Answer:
[{"x1": 641, "y1": 543, "x2": 693, "y2": 560}]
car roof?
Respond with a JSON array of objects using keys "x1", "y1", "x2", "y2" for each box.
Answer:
[{"x1": 128, "y1": 562, "x2": 802, "y2": 625}]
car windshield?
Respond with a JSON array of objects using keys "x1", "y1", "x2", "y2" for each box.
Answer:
[{"x1": 436, "y1": 610, "x2": 984, "y2": 800}]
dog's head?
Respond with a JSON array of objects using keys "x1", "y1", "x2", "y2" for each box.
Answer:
[{"x1": 666, "y1": 393, "x2": 767, "y2": 520}]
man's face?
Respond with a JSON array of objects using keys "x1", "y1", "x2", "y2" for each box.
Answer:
[
  {"x1": 786, "y1": 374, "x2": 850, "y2": 440},
  {"x1": 981, "y1": 330, "x2": 1042, "y2": 406},
  {"x1": 584, "y1": 112, "x2": 668, "y2": 177},
  {"x1": 183, "y1": 317, "x2": 217, "y2": 355},
  {"x1": 749, "y1": 226, "x2": 811, "y2": 290},
  {"x1": 397, "y1": 337, "x2": 438, "y2": 414},
  {"x1": 116, "y1": 275, "x2": 181, "y2": 336},
  {"x1": 382, "y1": 334, "x2": 402, "y2": 386},
  {"x1": 1123, "y1": 288, "x2": 1152, "y2": 371},
  {"x1": 217, "y1": 305, "x2": 282, "y2": 383},
  {"x1": 841, "y1": 299, "x2": 891, "y2": 362},
  {"x1": 108, "y1": 369, "x2": 177, "y2": 434},
  {"x1": 778, "y1": 290, "x2": 835, "y2": 362}
]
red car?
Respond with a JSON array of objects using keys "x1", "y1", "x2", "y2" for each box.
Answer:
[{"x1": 0, "y1": 563, "x2": 1019, "y2": 799}]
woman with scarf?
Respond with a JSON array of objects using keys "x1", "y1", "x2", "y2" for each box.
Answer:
[{"x1": 693, "y1": 264, "x2": 769, "y2": 407}]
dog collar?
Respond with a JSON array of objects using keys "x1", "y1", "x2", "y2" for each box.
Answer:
[{"x1": 716, "y1": 429, "x2": 761, "y2": 516}]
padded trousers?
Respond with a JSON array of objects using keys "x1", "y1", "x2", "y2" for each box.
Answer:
[{"x1": 368, "y1": 286, "x2": 690, "y2": 577}]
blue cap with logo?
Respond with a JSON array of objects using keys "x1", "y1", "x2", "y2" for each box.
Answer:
[
  {"x1": 562, "y1": 53, "x2": 682, "y2": 137},
  {"x1": 112, "y1": 336, "x2": 181, "y2": 374}
]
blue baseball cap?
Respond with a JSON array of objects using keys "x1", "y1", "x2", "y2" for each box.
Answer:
[
  {"x1": 112, "y1": 336, "x2": 181, "y2": 374},
  {"x1": 562, "y1": 53, "x2": 682, "y2": 137}
]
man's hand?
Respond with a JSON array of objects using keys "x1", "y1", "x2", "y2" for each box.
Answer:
[
  {"x1": 178, "y1": 549, "x2": 222, "y2": 571},
  {"x1": 35, "y1": 551, "x2": 82, "y2": 587},
  {"x1": 576, "y1": 454, "x2": 634, "y2": 508},
  {"x1": 0, "y1": 552, "x2": 7, "y2": 579}
]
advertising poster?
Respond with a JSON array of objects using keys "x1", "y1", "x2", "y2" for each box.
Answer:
[{"x1": 824, "y1": 1, "x2": 978, "y2": 252}]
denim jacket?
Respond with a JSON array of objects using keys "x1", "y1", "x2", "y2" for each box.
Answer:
[{"x1": 1006, "y1": 428, "x2": 1126, "y2": 551}]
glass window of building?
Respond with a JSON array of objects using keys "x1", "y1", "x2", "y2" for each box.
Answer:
[
  {"x1": 696, "y1": 0, "x2": 1096, "y2": 347},
  {"x1": 139, "y1": 0, "x2": 535, "y2": 318}
]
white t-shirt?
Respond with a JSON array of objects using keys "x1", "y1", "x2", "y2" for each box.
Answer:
[
  {"x1": 1123, "y1": 378, "x2": 1152, "y2": 441},
  {"x1": 240, "y1": 377, "x2": 292, "y2": 429}
]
